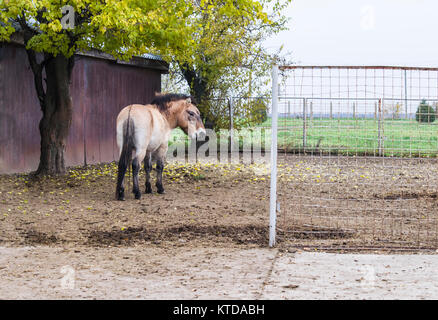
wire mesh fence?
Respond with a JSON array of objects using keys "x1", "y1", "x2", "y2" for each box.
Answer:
[
  {"x1": 164, "y1": 66, "x2": 437, "y2": 250},
  {"x1": 273, "y1": 66, "x2": 438, "y2": 250}
]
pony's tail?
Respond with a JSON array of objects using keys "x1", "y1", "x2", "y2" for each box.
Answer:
[
  {"x1": 116, "y1": 108, "x2": 135, "y2": 200},
  {"x1": 120, "y1": 114, "x2": 135, "y2": 170}
]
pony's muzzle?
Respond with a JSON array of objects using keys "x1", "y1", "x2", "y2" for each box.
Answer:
[{"x1": 195, "y1": 128, "x2": 207, "y2": 140}]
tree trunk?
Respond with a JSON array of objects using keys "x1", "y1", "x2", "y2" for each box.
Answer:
[
  {"x1": 35, "y1": 55, "x2": 74, "y2": 176},
  {"x1": 179, "y1": 64, "x2": 216, "y2": 154}
]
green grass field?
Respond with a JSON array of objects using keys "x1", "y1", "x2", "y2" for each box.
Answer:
[{"x1": 169, "y1": 118, "x2": 438, "y2": 158}]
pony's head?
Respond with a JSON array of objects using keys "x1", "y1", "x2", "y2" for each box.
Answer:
[
  {"x1": 177, "y1": 97, "x2": 206, "y2": 140},
  {"x1": 151, "y1": 93, "x2": 206, "y2": 139}
]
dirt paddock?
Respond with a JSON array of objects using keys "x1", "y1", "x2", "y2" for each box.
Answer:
[
  {"x1": 1, "y1": 155, "x2": 437, "y2": 249},
  {"x1": 1, "y1": 155, "x2": 438, "y2": 299}
]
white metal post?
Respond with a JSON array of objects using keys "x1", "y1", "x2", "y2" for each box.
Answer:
[
  {"x1": 404, "y1": 69, "x2": 408, "y2": 119},
  {"x1": 378, "y1": 98, "x2": 383, "y2": 156},
  {"x1": 303, "y1": 98, "x2": 307, "y2": 149},
  {"x1": 269, "y1": 65, "x2": 279, "y2": 247},
  {"x1": 229, "y1": 98, "x2": 234, "y2": 154}
]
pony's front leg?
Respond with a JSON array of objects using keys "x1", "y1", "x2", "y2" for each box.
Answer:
[
  {"x1": 155, "y1": 146, "x2": 167, "y2": 194},
  {"x1": 144, "y1": 152, "x2": 153, "y2": 194},
  {"x1": 155, "y1": 159, "x2": 165, "y2": 194}
]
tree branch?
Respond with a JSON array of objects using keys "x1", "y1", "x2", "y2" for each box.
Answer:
[{"x1": 16, "y1": 15, "x2": 46, "y2": 108}]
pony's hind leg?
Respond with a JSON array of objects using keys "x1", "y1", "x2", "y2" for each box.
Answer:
[
  {"x1": 132, "y1": 147, "x2": 147, "y2": 199},
  {"x1": 144, "y1": 152, "x2": 153, "y2": 193},
  {"x1": 132, "y1": 158, "x2": 141, "y2": 199},
  {"x1": 116, "y1": 160, "x2": 127, "y2": 201}
]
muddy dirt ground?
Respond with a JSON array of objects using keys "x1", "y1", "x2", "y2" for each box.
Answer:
[
  {"x1": 0, "y1": 159, "x2": 271, "y2": 248},
  {"x1": 0, "y1": 155, "x2": 437, "y2": 249}
]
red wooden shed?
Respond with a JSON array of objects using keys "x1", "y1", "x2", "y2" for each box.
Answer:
[{"x1": 0, "y1": 41, "x2": 168, "y2": 173}]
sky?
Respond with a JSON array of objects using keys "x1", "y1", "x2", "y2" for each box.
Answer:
[{"x1": 264, "y1": 0, "x2": 438, "y2": 67}]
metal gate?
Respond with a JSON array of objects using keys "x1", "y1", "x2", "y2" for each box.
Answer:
[{"x1": 270, "y1": 65, "x2": 438, "y2": 251}]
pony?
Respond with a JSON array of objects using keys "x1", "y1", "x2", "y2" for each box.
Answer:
[{"x1": 115, "y1": 93, "x2": 206, "y2": 200}]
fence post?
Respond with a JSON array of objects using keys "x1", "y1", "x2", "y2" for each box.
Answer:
[
  {"x1": 374, "y1": 102, "x2": 377, "y2": 120},
  {"x1": 404, "y1": 69, "x2": 408, "y2": 119},
  {"x1": 377, "y1": 98, "x2": 384, "y2": 156},
  {"x1": 353, "y1": 102, "x2": 358, "y2": 128},
  {"x1": 310, "y1": 101, "x2": 313, "y2": 123},
  {"x1": 269, "y1": 65, "x2": 279, "y2": 248},
  {"x1": 330, "y1": 101, "x2": 333, "y2": 120},
  {"x1": 303, "y1": 98, "x2": 307, "y2": 150},
  {"x1": 229, "y1": 98, "x2": 234, "y2": 154}
]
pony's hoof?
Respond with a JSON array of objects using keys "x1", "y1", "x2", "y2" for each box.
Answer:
[
  {"x1": 116, "y1": 192, "x2": 125, "y2": 201},
  {"x1": 134, "y1": 192, "x2": 142, "y2": 200},
  {"x1": 145, "y1": 186, "x2": 153, "y2": 194},
  {"x1": 116, "y1": 187, "x2": 125, "y2": 201},
  {"x1": 157, "y1": 189, "x2": 165, "y2": 194}
]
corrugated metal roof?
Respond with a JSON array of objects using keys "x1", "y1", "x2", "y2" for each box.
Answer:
[
  {"x1": 77, "y1": 49, "x2": 168, "y2": 72},
  {"x1": 140, "y1": 53, "x2": 164, "y2": 61}
]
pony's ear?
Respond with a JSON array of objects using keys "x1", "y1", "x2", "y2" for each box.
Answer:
[{"x1": 186, "y1": 97, "x2": 191, "y2": 104}]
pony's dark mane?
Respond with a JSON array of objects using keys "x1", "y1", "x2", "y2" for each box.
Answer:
[{"x1": 150, "y1": 93, "x2": 194, "y2": 113}]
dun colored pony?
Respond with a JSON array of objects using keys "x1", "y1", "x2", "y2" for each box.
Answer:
[{"x1": 115, "y1": 93, "x2": 206, "y2": 201}]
